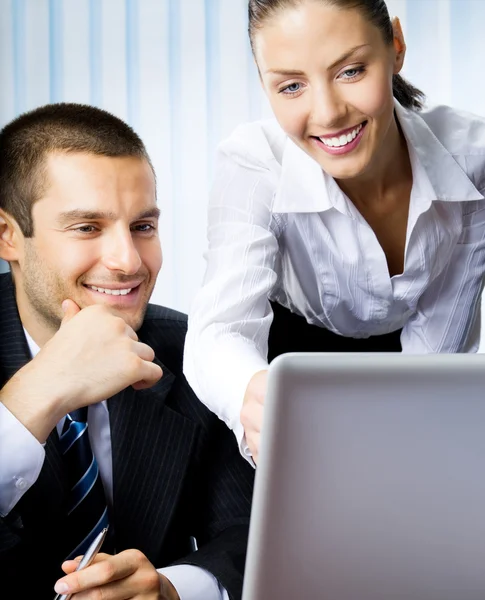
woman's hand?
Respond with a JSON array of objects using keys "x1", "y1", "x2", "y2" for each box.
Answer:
[{"x1": 240, "y1": 370, "x2": 268, "y2": 464}]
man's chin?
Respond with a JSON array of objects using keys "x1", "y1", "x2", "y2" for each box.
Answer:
[
  {"x1": 75, "y1": 298, "x2": 145, "y2": 331},
  {"x1": 108, "y1": 306, "x2": 146, "y2": 332}
]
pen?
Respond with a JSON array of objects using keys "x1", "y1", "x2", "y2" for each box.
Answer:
[{"x1": 54, "y1": 526, "x2": 109, "y2": 600}]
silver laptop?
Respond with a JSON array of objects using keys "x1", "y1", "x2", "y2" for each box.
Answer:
[{"x1": 242, "y1": 352, "x2": 485, "y2": 600}]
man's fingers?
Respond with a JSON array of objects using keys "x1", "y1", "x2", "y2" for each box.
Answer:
[
  {"x1": 60, "y1": 299, "x2": 81, "y2": 324},
  {"x1": 134, "y1": 341, "x2": 155, "y2": 362},
  {"x1": 61, "y1": 559, "x2": 80, "y2": 574},
  {"x1": 132, "y1": 361, "x2": 163, "y2": 390},
  {"x1": 125, "y1": 324, "x2": 139, "y2": 342},
  {"x1": 55, "y1": 552, "x2": 136, "y2": 595}
]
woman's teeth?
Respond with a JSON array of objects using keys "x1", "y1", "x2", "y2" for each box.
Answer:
[
  {"x1": 88, "y1": 285, "x2": 132, "y2": 296},
  {"x1": 319, "y1": 123, "x2": 363, "y2": 148}
]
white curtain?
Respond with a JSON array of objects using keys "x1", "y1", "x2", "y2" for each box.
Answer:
[{"x1": 1, "y1": 0, "x2": 484, "y2": 341}]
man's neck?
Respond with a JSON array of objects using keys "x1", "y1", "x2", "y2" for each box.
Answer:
[{"x1": 15, "y1": 292, "x2": 57, "y2": 348}]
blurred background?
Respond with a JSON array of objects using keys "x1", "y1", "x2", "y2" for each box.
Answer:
[{"x1": 1, "y1": 0, "x2": 484, "y2": 343}]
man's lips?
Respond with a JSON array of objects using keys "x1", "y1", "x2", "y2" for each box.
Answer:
[{"x1": 83, "y1": 283, "x2": 142, "y2": 296}]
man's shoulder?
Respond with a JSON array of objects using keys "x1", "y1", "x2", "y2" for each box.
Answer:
[
  {"x1": 143, "y1": 303, "x2": 188, "y2": 326},
  {"x1": 139, "y1": 305, "x2": 217, "y2": 424},
  {"x1": 138, "y1": 304, "x2": 188, "y2": 364}
]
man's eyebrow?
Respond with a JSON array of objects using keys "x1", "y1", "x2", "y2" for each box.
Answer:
[
  {"x1": 56, "y1": 210, "x2": 117, "y2": 225},
  {"x1": 56, "y1": 207, "x2": 160, "y2": 226},
  {"x1": 265, "y1": 44, "x2": 370, "y2": 77},
  {"x1": 135, "y1": 208, "x2": 161, "y2": 220}
]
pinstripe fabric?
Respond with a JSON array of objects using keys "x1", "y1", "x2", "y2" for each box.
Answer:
[{"x1": 0, "y1": 273, "x2": 255, "y2": 599}]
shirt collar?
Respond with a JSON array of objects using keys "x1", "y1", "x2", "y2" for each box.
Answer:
[
  {"x1": 273, "y1": 99, "x2": 484, "y2": 214},
  {"x1": 23, "y1": 327, "x2": 39, "y2": 358}
]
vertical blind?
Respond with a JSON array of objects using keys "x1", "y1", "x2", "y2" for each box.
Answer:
[{"x1": 1, "y1": 0, "x2": 484, "y2": 344}]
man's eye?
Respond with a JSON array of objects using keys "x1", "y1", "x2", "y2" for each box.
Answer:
[
  {"x1": 133, "y1": 223, "x2": 155, "y2": 232},
  {"x1": 76, "y1": 225, "x2": 97, "y2": 233}
]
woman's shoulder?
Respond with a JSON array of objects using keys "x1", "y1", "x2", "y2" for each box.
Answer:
[
  {"x1": 419, "y1": 104, "x2": 485, "y2": 156},
  {"x1": 417, "y1": 104, "x2": 485, "y2": 193},
  {"x1": 217, "y1": 117, "x2": 288, "y2": 170}
]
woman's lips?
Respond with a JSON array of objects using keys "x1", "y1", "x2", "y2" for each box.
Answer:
[{"x1": 313, "y1": 121, "x2": 367, "y2": 156}]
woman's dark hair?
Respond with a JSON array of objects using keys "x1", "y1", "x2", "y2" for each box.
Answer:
[{"x1": 248, "y1": 0, "x2": 425, "y2": 111}]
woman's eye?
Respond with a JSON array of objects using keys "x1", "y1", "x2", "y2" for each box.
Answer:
[
  {"x1": 339, "y1": 67, "x2": 365, "y2": 80},
  {"x1": 281, "y1": 82, "x2": 301, "y2": 95}
]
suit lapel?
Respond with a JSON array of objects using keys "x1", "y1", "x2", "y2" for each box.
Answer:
[
  {"x1": 0, "y1": 275, "x2": 66, "y2": 520},
  {"x1": 0, "y1": 275, "x2": 32, "y2": 381},
  {"x1": 109, "y1": 360, "x2": 198, "y2": 560}
]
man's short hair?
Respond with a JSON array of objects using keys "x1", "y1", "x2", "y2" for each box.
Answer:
[{"x1": 0, "y1": 103, "x2": 153, "y2": 237}]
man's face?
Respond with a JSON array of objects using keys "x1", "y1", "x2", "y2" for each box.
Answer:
[{"x1": 12, "y1": 152, "x2": 162, "y2": 339}]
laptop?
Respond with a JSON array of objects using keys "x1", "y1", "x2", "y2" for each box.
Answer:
[{"x1": 242, "y1": 352, "x2": 485, "y2": 600}]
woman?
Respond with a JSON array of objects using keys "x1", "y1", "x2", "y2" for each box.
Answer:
[{"x1": 184, "y1": 0, "x2": 485, "y2": 464}]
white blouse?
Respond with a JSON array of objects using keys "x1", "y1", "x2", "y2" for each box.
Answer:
[{"x1": 183, "y1": 100, "x2": 485, "y2": 456}]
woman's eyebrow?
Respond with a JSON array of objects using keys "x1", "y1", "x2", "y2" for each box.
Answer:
[
  {"x1": 326, "y1": 44, "x2": 371, "y2": 71},
  {"x1": 265, "y1": 44, "x2": 371, "y2": 77},
  {"x1": 266, "y1": 68, "x2": 306, "y2": 76}
]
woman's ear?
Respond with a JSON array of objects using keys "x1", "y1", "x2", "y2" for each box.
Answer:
[
  {"x1": 0, "y1": 209, "x2": 22, "y2": 262},
  {"x1": 391, "y1": 16, "x2": 406, "y2": 75}
]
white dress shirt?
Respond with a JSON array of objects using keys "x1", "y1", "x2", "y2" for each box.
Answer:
[
  {"x1": 0, "y1": 330, "x2": 228, "y2": 600},
  {"x1": 183, "y1": 100, "x2": 485, "y2": 461}
]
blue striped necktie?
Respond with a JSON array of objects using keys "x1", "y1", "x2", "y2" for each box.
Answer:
[{"x1": 59, "y1": 406, "x2": 110, "y2": 560}]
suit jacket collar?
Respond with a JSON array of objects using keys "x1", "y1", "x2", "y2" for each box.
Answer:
[
  {"x1": 109, "y1": 380, "x2": 197, "y2": 559},
  {"x1": 0, "y1": 274, "x2": 68, "y2": 525},
  {"x1": 0, "y1": 274, "x2": 32, "y2": 381}
]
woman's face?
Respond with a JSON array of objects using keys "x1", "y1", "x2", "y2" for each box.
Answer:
[{"x1": 254, "y1": 1, "x2": 405, "y2": 181}]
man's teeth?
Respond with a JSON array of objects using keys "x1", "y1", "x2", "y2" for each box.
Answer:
[
  {"x1": 88, "y1": 285, "x2": 132, "y2": 296},
  {"x1": 320, "y1": 123, "x2": 363, "y2": 148}
]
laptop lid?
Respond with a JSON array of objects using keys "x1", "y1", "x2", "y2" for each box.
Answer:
[{"x1": 242, "y1": 352, "x2": 485, "y2": 600}]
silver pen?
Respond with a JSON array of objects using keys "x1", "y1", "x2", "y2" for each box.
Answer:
[{"x1": 54, "y1": 526, "x2": 109, "y2": 600}]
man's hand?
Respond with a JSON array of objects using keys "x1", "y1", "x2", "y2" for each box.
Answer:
[
  {"x1": 0, "y1": 299, "x2": 163, "y2": 442},
  {"x1": 54, "y1": 550, "x2": 180, "y2": 599},
  {"x1": 240, "y1": 369, "x2": 268, "y2": 464}
]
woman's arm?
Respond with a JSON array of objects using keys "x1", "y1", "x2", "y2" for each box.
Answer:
[{"x1": 184, "y1": 145, "x2": 280, "y2": 459}]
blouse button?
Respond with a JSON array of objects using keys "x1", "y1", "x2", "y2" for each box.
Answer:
[{"x1": 14, "y1": 477, "x2": 28, "y2": 490}]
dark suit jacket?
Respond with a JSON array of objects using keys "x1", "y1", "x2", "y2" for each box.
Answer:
[{"x1": 0, "y1": 273, "x2": 255, "y2": 599}]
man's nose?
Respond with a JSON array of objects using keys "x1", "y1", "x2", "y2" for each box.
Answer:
[{"x1": 102, "y1": 230, "x2": 142, "y2": 274}]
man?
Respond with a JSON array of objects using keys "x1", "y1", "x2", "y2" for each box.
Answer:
[{"x1": 0, "y1": 103, "x2": 254, "y2": 599}]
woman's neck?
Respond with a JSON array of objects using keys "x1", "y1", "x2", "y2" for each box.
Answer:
[{"x1": 336, "y1": 114, "x2": 412, "y2": 209}]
